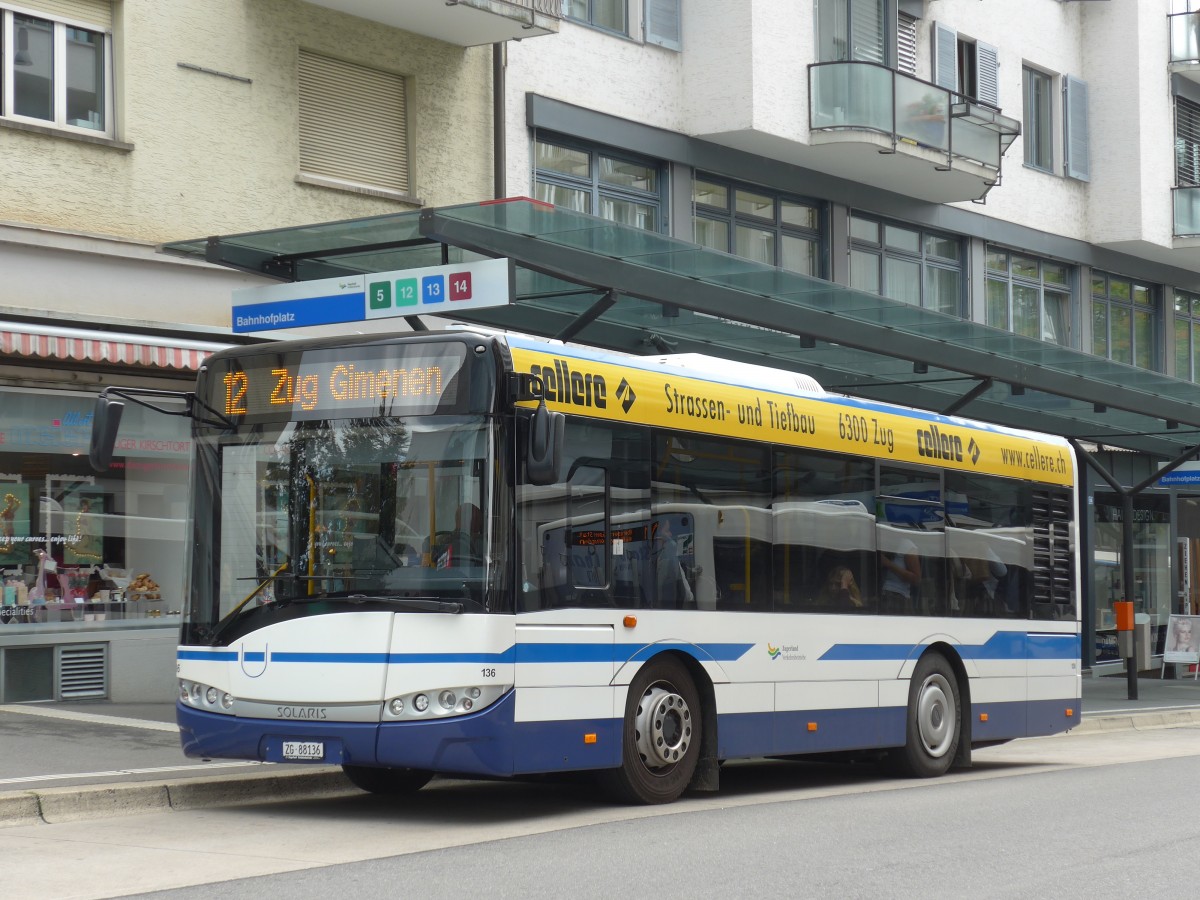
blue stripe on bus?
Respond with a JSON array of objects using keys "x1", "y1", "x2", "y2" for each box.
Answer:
[
  {"x1": 818, "y1": 631, "x2": 1078, "y2": 662},
  {"x1": 179, "y1": 642, "x2": 755, "y2": 666}
]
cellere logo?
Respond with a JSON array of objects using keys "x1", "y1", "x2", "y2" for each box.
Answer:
[
  {"x1": 767, "y1": 643, "x2": 781, "y2": 660},
  {"x1": 616, "y1": 378, "x2": 636, "y2": 413}
]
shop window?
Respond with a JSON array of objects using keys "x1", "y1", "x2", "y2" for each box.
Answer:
[
  {"x1": 1091, "y1": 272, "x2": 1159, "y2": 371},
  {"x1": 0, "y1": 386, "x2": 190, "y2": 630},
  {"x1": 298, "y1": 50, "x2": 410, "y2": 197},
  {"x1": 534, "y1": 135, "x2": 664, "y2": 231},
  {"x1": 693, "y1": 176, "x2": 823, "y2": 276},
  {"x1": 849, "y1": 213, "x2": 962, "y2": 314},
  {"x1": 1174, "y1": 289, "x2": 1200, "y2": 381},
  {"x1": 985, "y1": 245, "x2": 1072, "y2": 346},
  {"x1": 2, "y1": 4, "x2": 113, "y2": 136}
]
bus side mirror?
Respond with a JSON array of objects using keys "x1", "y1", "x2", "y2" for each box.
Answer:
[
  {"x1": 89, "y1": 395, "x2": 125, "y2": 472},
  {"x1": 526, "y1": 403, "x2": 564, "y2": 486}
]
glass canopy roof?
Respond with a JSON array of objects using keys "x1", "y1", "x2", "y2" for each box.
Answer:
[{"x1": 162, "y1": 198, "x2": 1200, "y2": 459}]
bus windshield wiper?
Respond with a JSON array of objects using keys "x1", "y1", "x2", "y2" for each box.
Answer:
[{"x1": 343, "y1": 594, "x2": 464, "y2": 614}]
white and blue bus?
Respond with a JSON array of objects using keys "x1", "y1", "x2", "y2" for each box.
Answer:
[{"x1": 91, "y1": 329, "x2": 1080, "y2": 804}]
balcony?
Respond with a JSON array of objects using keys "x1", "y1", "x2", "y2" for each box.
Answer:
[
  {"x1": 807, "y1": 62, "x2": 1020, "y2": 203},
  {"x1": 1170, "y1": 11, "x2": 1200, "y2": 85},
  {"x1": 302, "y1": 0, "x2": 559, "y2": 46}
]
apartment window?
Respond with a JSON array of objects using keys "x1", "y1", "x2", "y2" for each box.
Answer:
[
  {"x1": 1092, "y1": 273, "x2": 1158, "y2": 371},
  {"x1": 1174, "y1": 291, "x2": 1200, "y2": 382},
  {"x1": 298, "y1": 51, "x2": 410, "y2": 196},
  {"x1": 2, "y1": 4, "x2": 112, "y2": 134},
  {"x1": 932, "y1": 24, "x2": 998, "y2": 107},
  {"x1": 816, "y1": 0, "x2": 889, "y2": 65},
  {"x1": 849, "y1": 214, "x2": 962, "y2": 314},
  {"x1": 985, "y1": 247, "x2": 1071, "y2": 346},
  {"x1": 534, "y1": 137, "x2": 663, "y2": 231},
  {"x1": 565, "y1": 0, "x2": 627, "y2": 35},
  {"x1": 692, "y1": 177, "x2": 822, "y2": 276},
  {"x1": 1023, "y1": 66, "x2": 1053, "y2": 172}
]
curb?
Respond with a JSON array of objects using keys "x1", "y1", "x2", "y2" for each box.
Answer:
[
  {"x1": 1072, "y1": 708, "x2": 1200, "y2": 735},
  {"x1": 0, "y1": 767, "x2": 358, "y2": 828}
]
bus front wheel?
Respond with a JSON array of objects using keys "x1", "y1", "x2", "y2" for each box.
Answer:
[
  {"x1": 342, "y1": 764, "x2": 433, "y2": 795},
  {"x1": 599, "y1": 656, "x2": 701, "y2": 804},
  {"x1": 890, "y1": 652, "x2": 960, "y2": 778}
]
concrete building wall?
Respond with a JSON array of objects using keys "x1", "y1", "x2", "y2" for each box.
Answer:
[{"x1": 0, "y1": 0, "x2": 495, "y2": 245}]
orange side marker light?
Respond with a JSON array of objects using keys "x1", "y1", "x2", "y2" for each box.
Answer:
[
  {"x1": 979, "y1": 712, "x2": 988, "y2": 723},
  {"x1": 807, "y1": 722, "x2": 818, "y2": 732},
  {"x1": 623, "y1": 615, "x2": 637, "y2": 628},
  {"x1": 1066, "y1": 708, "x2": 1074, "y2": 717},
  {"x1": 584, "y1": 733, "x2": 597, "y2": 744}
]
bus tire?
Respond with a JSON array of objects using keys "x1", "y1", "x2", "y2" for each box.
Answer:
[
  {"x1": 890, "y1": 652, "x2": 960, "y2": 778},
  {"x1": 598, "y1": 655, "x2": 701, "y2": 805},
  {"x1": 341, "y1": 764, "x2": 433, "y2": 795}
]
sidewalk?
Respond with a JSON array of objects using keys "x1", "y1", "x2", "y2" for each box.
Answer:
[{"x1": 2, "y1": 673, "x2": 1199, "y2": 827}]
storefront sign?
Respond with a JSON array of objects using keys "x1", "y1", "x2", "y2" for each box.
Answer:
[{"x1": 230, "y1": 258, "x2": 514, "y2": 334}]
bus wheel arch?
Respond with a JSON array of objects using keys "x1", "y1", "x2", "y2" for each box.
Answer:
[
  {"x1": 890, "y1": 645, "x2": 971, "y2": 777},
  {"x1": 599, "y1": 651, "x2": 713, "y2": 804}
]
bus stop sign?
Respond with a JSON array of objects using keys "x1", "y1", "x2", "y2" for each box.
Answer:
[{"x1": 231, "y1": 257, "x2": 513, "y2": 333}]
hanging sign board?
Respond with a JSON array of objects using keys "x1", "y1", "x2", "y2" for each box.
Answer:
[
  {"x1": 1157, "y1": 461, "x2": 1200, "y2": 487},
  {"x1": 231, "y1": 257, "x2": 514, "y2": 333}
]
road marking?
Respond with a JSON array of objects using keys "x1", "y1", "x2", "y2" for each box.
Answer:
[
  {"x1": 0, "y1": 761, "x2": 270, "y2": 786},
  {"x1": 0, "y1": 704, "x2": 177, "y2": 731}
]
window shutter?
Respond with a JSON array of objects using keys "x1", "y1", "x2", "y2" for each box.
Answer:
[
  {"x1": 298, "y1": 51, "x2": 410, "y2": 195},
  {"x1": 975, "y1": 41, "x2": 999, "y2": 106},
  {"x1": 12, "y1": 0, "x2": 111, "y2": 28},
  {"x1": 1064, "y1": 75, "x2": 1090, "y2": 182},
  {"x1": 1177, "y1": 96, "x2": 1200, "y2": 186},
  {"x1": 932, "y1": 22, "x2": 957, "y2": 91},
  {"x1": 645, "y1": 0, "x2": 681, "y2": 51},
  {"x1": 896, "y1": 12, "x2": 917, "y2": 75},
  {"x1": 850, "y1": 1, "x2": 885, "y2": 63}
]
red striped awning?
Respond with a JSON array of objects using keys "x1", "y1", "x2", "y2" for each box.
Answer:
[{"x1": 0, "y1": 325, "x2": 229, "y2": 371}]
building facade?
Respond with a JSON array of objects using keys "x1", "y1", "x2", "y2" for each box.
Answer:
[
  {"x1": 0, "y1": 0, "x2": 513, "y2": 701},
  {"x1": 492, "y1": 0, "x2": 1200, "y2": 672},
  {"x1": 3, "y1": 0, "x2": 1199, "y2": 701}
]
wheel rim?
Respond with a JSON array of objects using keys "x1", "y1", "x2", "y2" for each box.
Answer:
[
  {"x1": 915, "y1": 673, "x2": 955, "y2": 758},
  {"x1": 634, "y1": 683, "x2": 693, "y2": 769}
]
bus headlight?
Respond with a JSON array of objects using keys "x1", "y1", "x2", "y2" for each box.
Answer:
[
  {"x1": 382, "y1": 684, "x2": 510, "y2": 721},
  {"x1": 179, "y1": 680, "x2": 237, "y2": 716}
]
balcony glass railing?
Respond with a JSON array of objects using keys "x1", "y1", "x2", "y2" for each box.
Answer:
[
  {"x1": 809, "y1": 62, "x2": 1017, "y2": 170},
  {"x1": 1170, "y1": 11, "x2": 1200, "y2": 64},
  {"x1": 1174, "y1": 186, "x2": 1200, "y2": 237}
]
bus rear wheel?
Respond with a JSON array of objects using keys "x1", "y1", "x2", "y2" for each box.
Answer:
[
  {"x1": 342, "y1": 764, "x2": 433, "y2": 795},
  {"x1": 599, "y1": 656, "x2": 701, "y2": 804},
  {"x1": 890, "y1": 652, "x2": 960, "y2": 778}
]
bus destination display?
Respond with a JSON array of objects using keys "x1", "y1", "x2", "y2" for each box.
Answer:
[{"x1": 207, "y1": 345, "x2": 468, "y2": 423}]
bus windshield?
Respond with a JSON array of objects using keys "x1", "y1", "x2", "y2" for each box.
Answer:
[{"x1": 187, "y1": 415, "x2": 493, "y2": 643}]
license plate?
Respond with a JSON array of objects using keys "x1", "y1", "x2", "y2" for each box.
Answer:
[{"x1": 282, "y1": 741, "x2": 324, "y2": 761}]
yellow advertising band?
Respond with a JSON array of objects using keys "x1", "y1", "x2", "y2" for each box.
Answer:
[{"x1": 511, "y1": 347, "x2": 1074, "y2": 488}]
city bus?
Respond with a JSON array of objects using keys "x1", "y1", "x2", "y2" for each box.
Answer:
[{"x1": 89, "y1": 328, "x2": 1080, "y2": 804}]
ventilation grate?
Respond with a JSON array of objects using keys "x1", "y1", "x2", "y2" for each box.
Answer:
[
  {"x1": 58, "y1": 644, "x2": 107, "y2": 699},
  {"x1": 1032, "y1": 489, "x2": 1074, "y2": 620}
]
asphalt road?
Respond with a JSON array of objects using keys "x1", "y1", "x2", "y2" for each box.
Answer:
[{"x1": 4, "y1": 720, "x2": 1199, "y2": 899}]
